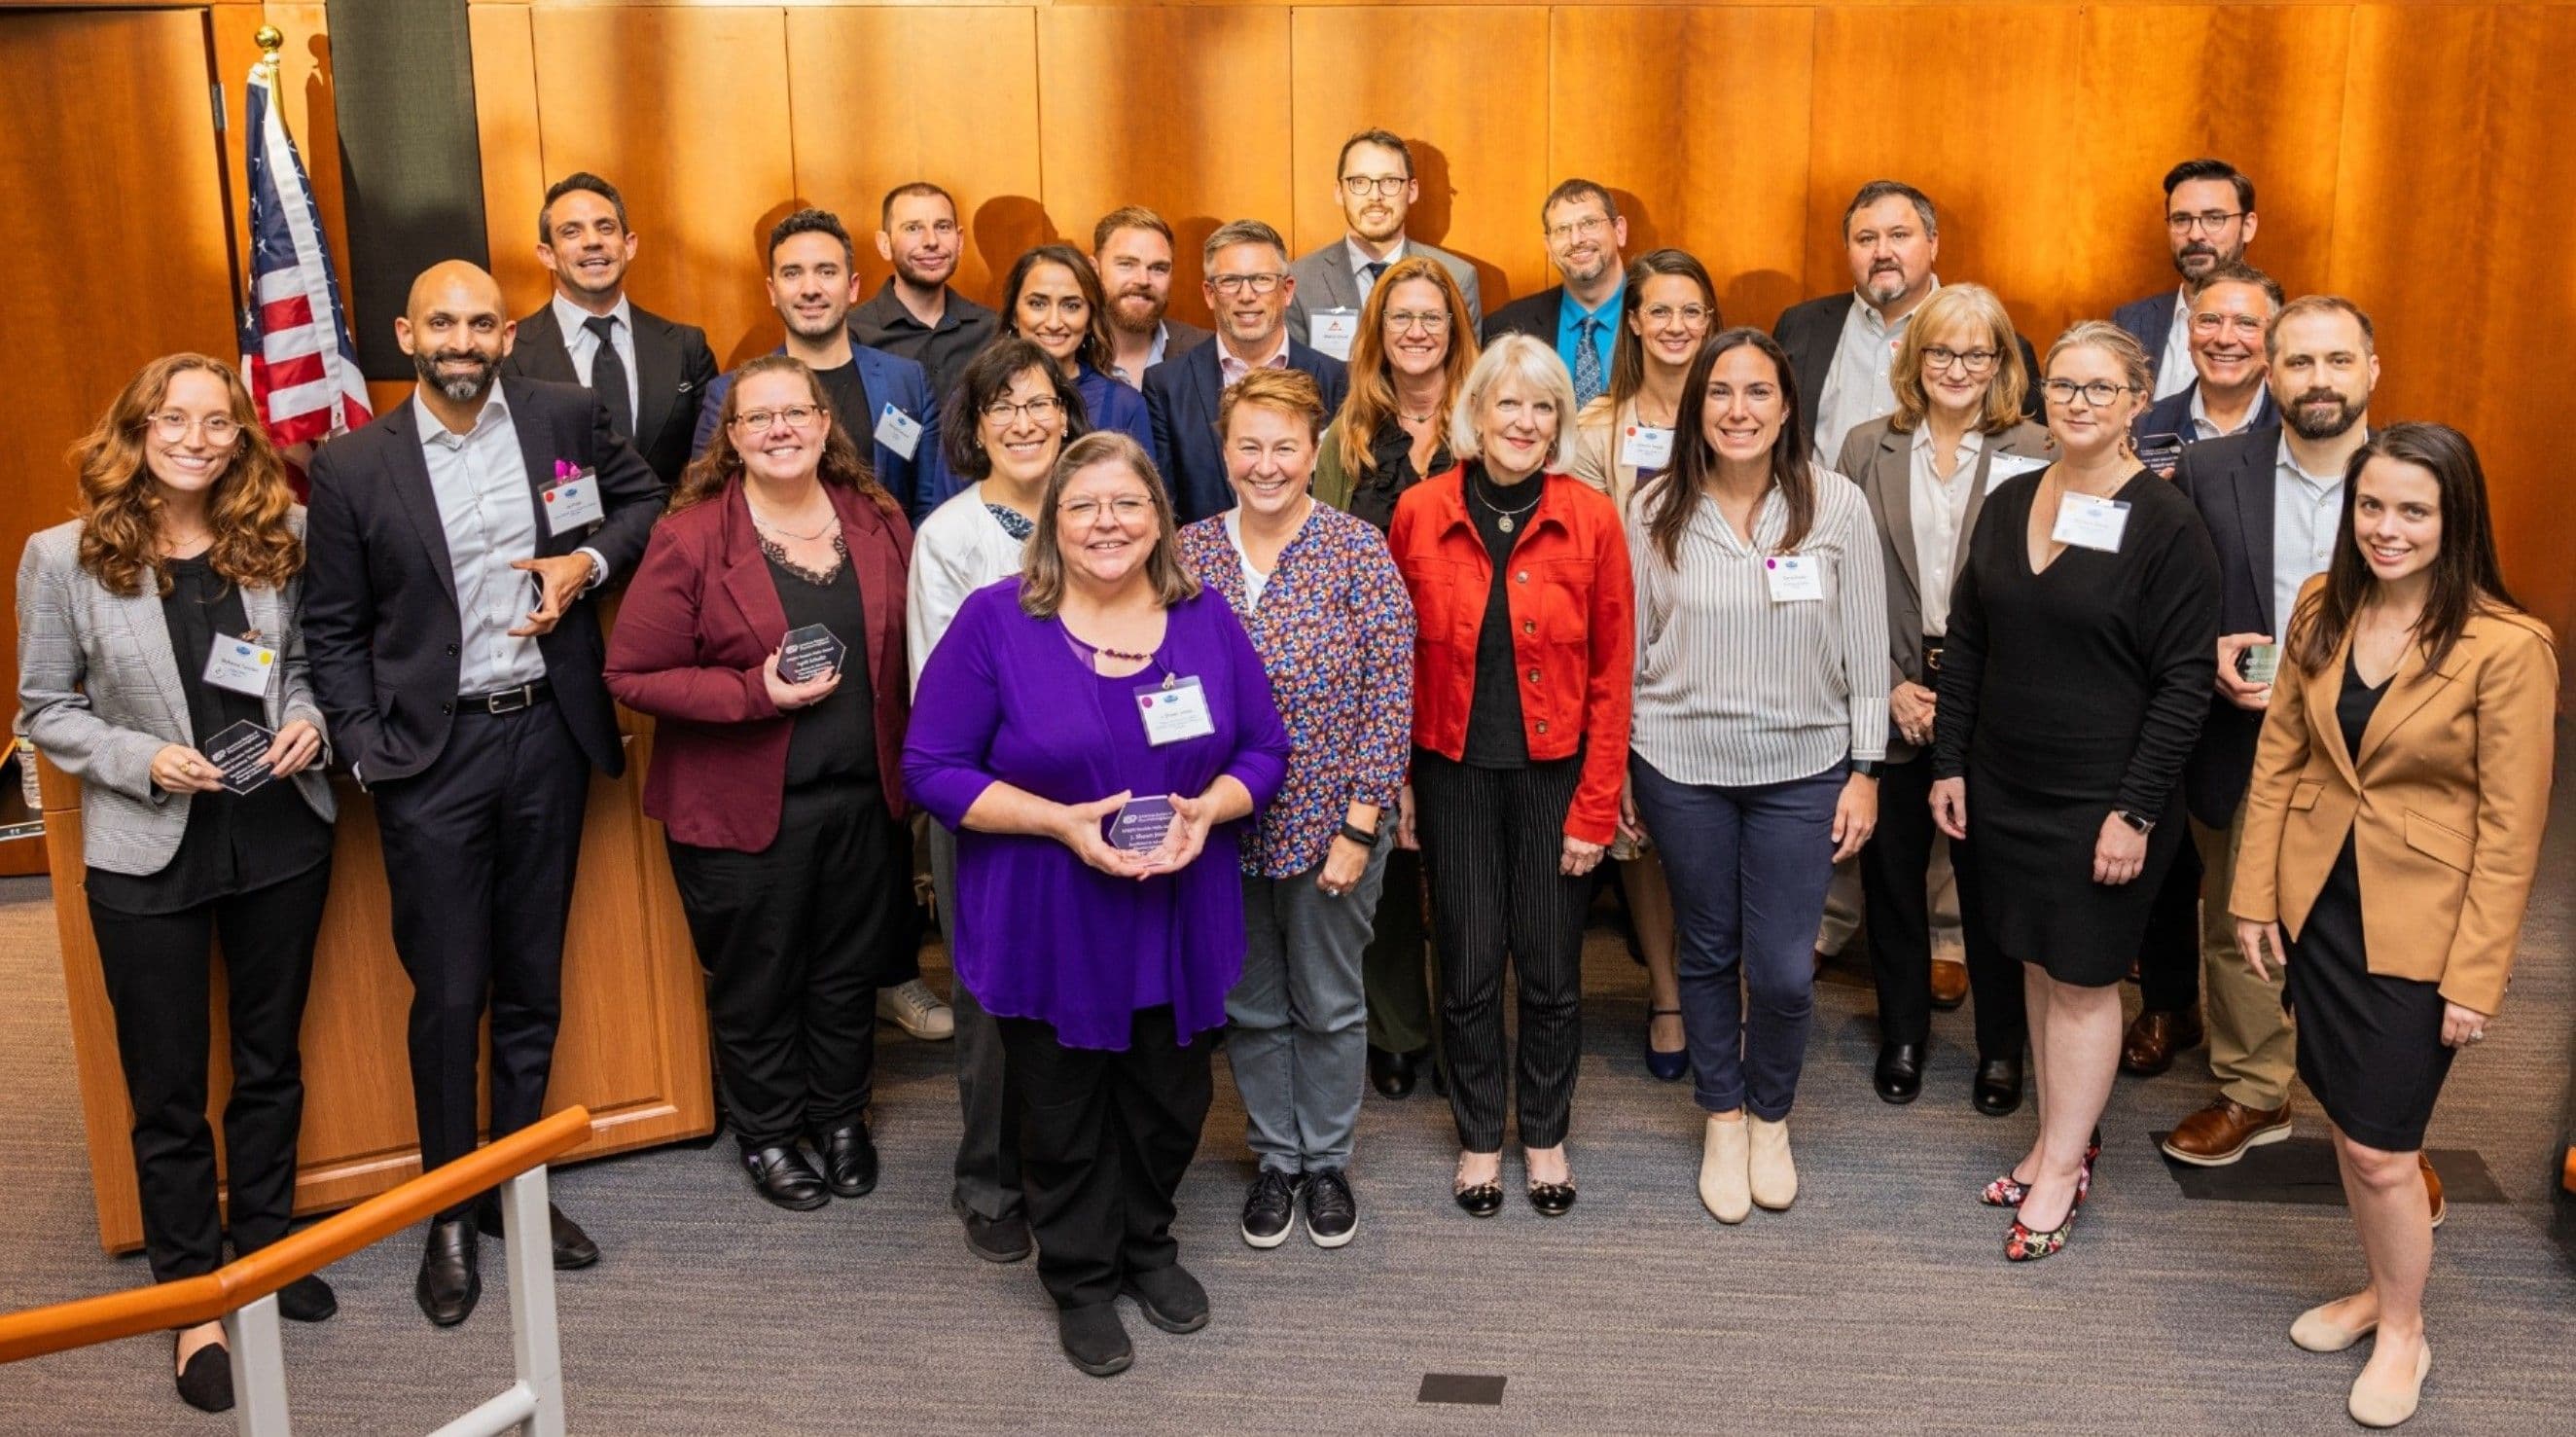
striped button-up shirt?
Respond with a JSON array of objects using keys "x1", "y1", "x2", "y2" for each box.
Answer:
[
  {"x1": 415, "y1": 389, "x2": 549, "y2": 694},
  {"x1": 1627, "y1": 471, "x2": 1889, "y2": 786}
]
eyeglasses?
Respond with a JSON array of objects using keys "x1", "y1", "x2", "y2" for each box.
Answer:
[
  {"x1": 1059, "y1": 496, "x2": 1155, "y2": 522},
  {"x1": 1341, "y1": 175, "x2": 1410, "y2": 198},
  {"x1": 1641, "y1": 304, "x2": 1713, "y2": 328},
  {"x1": 1383, "y1": 309, "x2": 1451, "y2": 334},
  {"x1": 2165, "y1": 210, "x2": 2246, "y2": 235},
  {"x1": 1209, "y1": 272, "x2": 1284, "y2": 296},
  {"x1": 2189, "y1": 312, "x2": 2268, "y2": 339},
  {"x1": 733, "y1": 405, "x2": 822, "y2": 431},
  {"x1": 1921, "y1": 345, "x2": 1999, "y2": 375},
  {"x1": 147, "y1": 412, "x2": 241, "y2": 444},
  {"x1": 1545, "y1": 215, "x2": 1611, "y2": 245},
  {"x1": 2041, "y1": 379, "x2": 2133, "y2": 408},
  {"x1": 983, "y1": 395, "x2": 1063, "y2": 424}
]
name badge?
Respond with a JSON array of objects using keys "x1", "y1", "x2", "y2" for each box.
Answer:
[
  {"x1": 1622, "y1": 424, "x2": 1674, "y2": 471},
  {"x1": 1107, "y1": 795, "x2": 1177, "y2": 853},
  {"x1": 1134, "y1": 674, "x2": 1215, "y2": 746},
  {"x1": 1310, "y1": 308, "x2": 1361, "y2": 362},
  {"x1": 874, "y1": 403, "x2": 923, "y2": 461},
  {"x1": 778, "y1": 624, "x2": 846, "y2": 683},
  {"x1": 1985, "y1": 453, "x2": 2048, "y2": 493},
  {"x1": 200, "y1": 718, "x2": 277, "y2": 796},
  {"x1": 202, "y1": 631, "x2": 278, "y2": 698},
  {"x1": 2052, "y1": 492, "x2": 2131, "y2": 553},
  {"x1": 1763, "y1": 554, "x2": 1824, "y2": 603},
  {"x1": 541, "y1": 470, "x2": 606, "y2": 535}
]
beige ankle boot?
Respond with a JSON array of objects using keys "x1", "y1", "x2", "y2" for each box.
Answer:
[
  {"x1": 1699, "y1": 1115, "x2": 1750, "y2": 1223},
  {"x1": 1747, "y1": 1114, "x2": 1797, "y2": 1210}
]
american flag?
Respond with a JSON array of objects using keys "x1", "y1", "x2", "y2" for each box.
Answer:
[{"x1": 238, "y1": 59, "x2": 371, "y2": 453}]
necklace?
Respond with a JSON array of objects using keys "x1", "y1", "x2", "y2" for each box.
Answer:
[
  {"x1": 1474, "y1": 473, "x2": 1543, "y2": 532},
  {"x1": 1062, "y1": 627, "x2": 1155, "y2": 665},
  {"x1": 749, "y1": 502, "x2": 837, "y2": 542},
  {"x1": 1398, "y1": 407, "x2": 1439, "y2": 424}
]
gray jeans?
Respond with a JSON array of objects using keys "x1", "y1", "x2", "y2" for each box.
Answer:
[
  {"x1": 1231, "y1": 844, "x2": 1389, "y2": 1174},
  {"x1": 929, "y1": 822, "x2": 1018, "y2": 1220}
]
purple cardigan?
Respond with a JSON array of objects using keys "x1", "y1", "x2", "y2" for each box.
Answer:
[{"x1": 901, "y1": 579, "x2": 1291, "y2": 1050}]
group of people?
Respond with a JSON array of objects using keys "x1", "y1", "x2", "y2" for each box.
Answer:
[{"x1": 15, "y1": 141, "x2": 2555, "y2": 1427}]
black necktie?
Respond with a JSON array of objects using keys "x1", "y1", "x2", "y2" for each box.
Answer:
[
  {"x1": 583, "y1": 314, "x2": 633, "y2": 438},
  {"x1": 1361, "y1": 260, "x2": 1388, "y2": 295}
]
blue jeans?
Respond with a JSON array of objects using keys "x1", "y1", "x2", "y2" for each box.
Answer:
[{"x1": 1629, "y1": 755, "x2": 1843, "y2": 1121}]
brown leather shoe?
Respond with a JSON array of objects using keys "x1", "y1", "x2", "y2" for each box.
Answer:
[
  {"x1": 1929, "y1": 958, "x2": 1969, "y2": 1010},
  {"x1": 2422, "y1": 1152, "x2": 2446, "y2": 1229},
  {"x1": 2161, "y1": 1096, "x2": 2292, "y2": 1166},
  {"x1": 2120, "y1": 1005, "x2": 2204, "y2": 1076}
]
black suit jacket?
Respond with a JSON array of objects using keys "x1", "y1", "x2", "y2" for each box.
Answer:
[
  {"x1": 2169, "y1": 422, "x2": 2288, "y2": 828},
  {"x1": 1481, "y1": 284, "x2": 1563, "y2": 347},
  {"x1": 1772, "y1": 292, "x2": 2043, "y2": 426},
  {"x1": 1143, "y1": 340, "x2": 1350, "y2": 523},
  {"x1": 501, "y1": 300, "x2": 717, "y2": 486},
  {"x1": 303, "y1": 377, "x2": 666, "y2": 784}
]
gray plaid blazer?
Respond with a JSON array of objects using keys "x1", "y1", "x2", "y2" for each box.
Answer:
[{"x1": 16, "y1": 513, "x2": 334, "y2": 876}]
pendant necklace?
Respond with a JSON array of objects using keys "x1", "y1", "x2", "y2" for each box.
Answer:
[{"x1": 1476, "y1": 474, "x2": 1543, "y2": 533}]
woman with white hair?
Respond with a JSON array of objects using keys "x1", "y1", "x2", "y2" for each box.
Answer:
[{"x1": 1386, "y1": 334, "x2": 1633, "y2": 1217}]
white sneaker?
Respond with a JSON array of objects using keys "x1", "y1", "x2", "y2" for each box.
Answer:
[
  {"x1": 877, "y1": 979, "x2": 954, "y2": 1040},
  {"x1": 1748, "y1": 1115, "x2": 1797, "y2": 1210},
  {"x1": 1699, "y1": 1116, "x2": 1751, "y2": 1224}
]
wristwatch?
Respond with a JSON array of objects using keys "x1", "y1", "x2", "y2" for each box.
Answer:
[
  {"x1": 1339, "y1": 820, "x2": 1382, "y2": 848},
  {"x1": 2114, "y1": 808, "x2": 2156, "y2": 835},
  {"x1": 1849, "y1": 760, "x2": 1882, "y2": 779}
]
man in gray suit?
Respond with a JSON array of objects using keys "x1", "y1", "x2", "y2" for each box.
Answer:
[{"x1": 1286, "y1": 128, "x2": 1483, "y2": 358}]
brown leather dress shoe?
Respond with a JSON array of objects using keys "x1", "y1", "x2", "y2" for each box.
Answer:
[
  {"x1": 2161, "y1": 1096, "x2": 2292, "y2": 1166},
  {"x1": 2120, "y1": 1005, "x2": 2204, "y2": 1076},
  {"x1": 1929, "y1": 958, "x2": 1969, "y2": 1010},
  {"x1": 2422, "y1": 1153, "x2": 2446, "y2": 1229}
]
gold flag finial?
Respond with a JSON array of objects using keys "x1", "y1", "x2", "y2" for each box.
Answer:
[{"x1": 254, "y1": 25, "x2": 285, "y2": 77}]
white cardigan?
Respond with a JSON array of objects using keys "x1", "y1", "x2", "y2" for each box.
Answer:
[{"x1": 905, "y1": 485, "x2": 1033, "y2": 695}]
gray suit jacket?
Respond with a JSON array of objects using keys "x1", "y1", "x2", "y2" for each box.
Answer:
[
  {"x1": 1840, "y1": 415, "x2": 2052, "y2": 762},
  {"x1": 1286, "y1": 238, "x2": 1484, "y2": 346},
  {"x1": 16, "y1": 513, "x2": 335, "y2": 875}
]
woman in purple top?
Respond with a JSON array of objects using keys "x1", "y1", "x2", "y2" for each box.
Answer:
[{"x1": 902, "y1": 430, "x2": 1290, "y2": 1380}]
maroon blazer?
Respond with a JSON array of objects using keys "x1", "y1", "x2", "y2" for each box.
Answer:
[{"x1": 605, "y1": 479, "x2": 913, "y2": 849}]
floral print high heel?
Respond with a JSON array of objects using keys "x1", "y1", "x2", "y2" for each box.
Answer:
[{"x1": 1980, "y1": 1128, "x2": 2103, "y2": 1207}]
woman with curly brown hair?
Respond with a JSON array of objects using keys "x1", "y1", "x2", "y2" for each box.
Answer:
[
  {"x1": 16, "y1": 354, "x2": 339, "y2": 1413},
  {"x1": 606, "y1": 354, "x2": 916, "y2": 1212}
]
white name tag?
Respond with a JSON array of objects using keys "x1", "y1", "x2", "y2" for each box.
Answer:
[
  {"x1": 1622, "y1": 424, "x2": 1674, "y2": 471},
  {"x1": 2052, "y1": 492, "x2": 2131, "y2": 553},
  {"x1": 1985, "y1": 453, "x2": 2048, "y2": 493},
  {"x1": 202, "y1": 631, "x2": 279, "y2": 698},
  {"x1": 540, "y1": 471, "x2": 605, "y2": 535},
  {"x1": 874, "y1": 403, "x2": 923, "y2": 461},
  {"x1": 1763, "y1": 554, "x2": 1825, "y2": 602},
  {"x1": 1309, "y1": 308, "x2": 1361, "y2": 362},
  {"x1": 1134, "y1": 675, "x2": 1216, "y2": 746}
]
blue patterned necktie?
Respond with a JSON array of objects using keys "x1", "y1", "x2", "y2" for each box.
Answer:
[{"x1": 1573, "y1": 318, "x2": 1605, "y2": 408}]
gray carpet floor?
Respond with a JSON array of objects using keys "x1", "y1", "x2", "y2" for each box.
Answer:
[{"x1": 5, "y1": 731, "x2": 2573, "y2": 1435}]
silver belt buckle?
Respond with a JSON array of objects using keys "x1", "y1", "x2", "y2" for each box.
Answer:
[{"x1": 485, "y1": 684, "x2": 532, "y2": 714}]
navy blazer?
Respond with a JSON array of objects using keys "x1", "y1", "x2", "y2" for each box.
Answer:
[
  {"x1": 694, "y1": 335, "x2": 948, "y2": 523},
  {"x1": 1773, "y1": 291, "x2": 2043, "y2": 425},
  {"x1": 2132, "y1": 381, "x2": 2279, "y2": 451},
  {"x1": 2112, "y1": 288, "x2": 2178, "y2": 388},
  {"x1": 303, "y1": 377, "x2": 666, "y2": 783},
  {"x1": 2169, "y1": 422, "x2": 2291, "y2": 828},
  {"x1": 1143, "y1": 339, "x2": 1350, "y2": 523}
]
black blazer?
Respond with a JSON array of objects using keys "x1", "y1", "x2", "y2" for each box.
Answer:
[
  {"x1": 501, "y1": 300, "x2": 718, "y2": 486},
  {"x1": 2169, "y1": 422, "x2": 2297, "y2": 828},
  {"x1": 303, "y1": 377, "x2": 666, "y2": 784},
  {"x1": 1773, "y1": 292, "x2": 2042, "y2": 423},
  {"x1": 1143, "y1": 339, "x2": 1349, "y2": 523},
  {"x1": 1481, "y1": 284, "x2": 1563, "y2": 347},
  {"x1": 2112, "y1": 289, "x2": 2177, "y2": 388}
]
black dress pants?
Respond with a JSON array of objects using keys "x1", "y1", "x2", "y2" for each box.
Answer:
[
  {"x1": 87, "y1": 860, "x2": 332, "y2": 1283},
  {"x1": 2136, "y1": 837, "x2": 2205, "y2": 1013},
  {"x1": 667, "y1": 781, "x2": 905, "y2": 1151},
  {"x1": 997, "y1": 1006, "x2": 1212, "y2": 1311},
  {"x1": 373, "y1": 704, "x2": 588, "y2": 1219},
  {"x1": 1861, "y1": 753, "x2": 2025, "y2": 1058}
]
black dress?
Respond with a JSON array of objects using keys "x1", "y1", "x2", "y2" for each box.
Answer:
[
  {"x1": 1932, "y1": 469, "x2": 2220, "y2": 986},
  {"x1": 2283, "y1": 652, "x2": 2456, "y2": 1151}
]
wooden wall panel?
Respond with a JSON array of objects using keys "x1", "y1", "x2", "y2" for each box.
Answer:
[
  {"x1": 1548, "y1": 5, "x2": 1814, "y2": 333},
  {"x1": 468, "y1": 2, "x2": 550, "y2": 322},
  {"x1": 1036, "y1": 4, "x2": 1293, "y2": 326},
  {"x1": 785, "y1": 6, "x2": 1045, "y2": 308},
  {"x1": 1289, "y1": 6, "x2": 1551, "y2": 305},
  {"x1": 526, "y1": 5, "x2": 796, "y2": 368}
]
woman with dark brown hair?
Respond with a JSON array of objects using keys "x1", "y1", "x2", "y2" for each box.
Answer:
[
  {"x1": 17, "y1": 354, "x2": 338, "y2": 1412},
  {"x1": 606, "y1": 354, "x2": 916, "y2": 1212},
  {"x1": 1001, "y1": 243, "x2": 1153, "y2": 451}
]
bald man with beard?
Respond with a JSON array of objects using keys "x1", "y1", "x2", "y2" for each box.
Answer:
[{"x1": 303, "y1": 261, "x2": 664, "y2": 1327}]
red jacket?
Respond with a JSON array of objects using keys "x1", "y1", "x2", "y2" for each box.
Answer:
[
  {"x1": 1387, "y1": 466, "x2": 1633, "y2": 844},
  {"x1": 605, "y1": 480, "x2": 912, "y2": 850}
]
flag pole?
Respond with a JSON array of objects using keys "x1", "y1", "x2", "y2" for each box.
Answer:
[{"x1": 254, "y1": 24, "x2": 284, "y2": 80}]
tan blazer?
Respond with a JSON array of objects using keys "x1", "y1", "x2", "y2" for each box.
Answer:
[
  {"x1": 1568, "y1": 395, "x2": 1649, "y2": 515},
  {"x1": 2230, "y1": 577, "x2": 2558, "y2": 1015}
]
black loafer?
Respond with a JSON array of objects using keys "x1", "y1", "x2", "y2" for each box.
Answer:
[
  {"x1": 1119, "y1": 1263, "x2": 1209, "y2": 1334},
  {"x1": 742, "y1": 1145, "x2": 832, "y2": 1210},
  {"x1": 1527, "y1": 1180, "x2": 1578, "y2": 1217},
  {"x1": 175, "y1": 1337, "x2": 233, "y2": 1413},
  {"x1": 1367, "y1": 1045, "x2": 1419, "y2": 1098},
  {"x1": 415, "y1": 1218, "x2": 481, "y2": 1327},
  {"x1": 477, "y1": 1199, "x2": 599, "y2": 1270},
  {"x1": 1057, "y1": 1303, "x2": 1132, "y2": 1378},
  {"x1": 812, "y1": 1123, "x2": 878, "y2": 1199},
  {"x1": 1974, "y1": 1056, "x2": 2025, "y2": 1117},
  {"x1": 276, "y1": 1273, "x2": 337, "y2": 1323},
  {"x1": 1874, "y1": 1042, "x2": 1926, "y2": 1104}
]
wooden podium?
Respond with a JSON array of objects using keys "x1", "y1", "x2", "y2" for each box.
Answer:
[{"x1": 40, "y1": 730, "x2": 714, "y2": 1253}]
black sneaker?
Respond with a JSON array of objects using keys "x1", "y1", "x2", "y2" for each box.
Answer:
[
  {"x1": 1303, "y1": 1167, "x2": 1358, "y2": 1248},
  {"x1": 1240, "y1": 1168, "x2": 1298, "y2": 1248}
]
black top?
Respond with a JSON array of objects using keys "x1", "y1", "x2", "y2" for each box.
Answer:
[
  {"x1": 87, "y1": 557, "x2": 333, "y2": 915},
  {"x1": 848, "y1": 281, "x2": 999, "y2": 411},
  {"x1": 1460, "y1": 462, "x2": 1534, "y2": 769},
  {"x1": 1349, "y1": 417, "x2": 1451, "y2": 534},
  {"x1": 767, "y1": 540, "x2": 877, "y2": 790},
  {"x1": 813, "y1": 362, "x2": 877, "y2": 461},
  {"x1": 2337, "y1": 648, "x2": 2388, "y2": 760}
]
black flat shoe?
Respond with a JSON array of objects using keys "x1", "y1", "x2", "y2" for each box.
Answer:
[
  {"x1": 415, "y1": 1218, "x2": 481, "y2": 1327},
  {"x1": 1118, "y1": 1263, "x2": 1209, "y2": 1334},
  {"x1": 477, "y1": 1199, "x2": 600, "y2": 1270},
  {"x1": 175, "y1": 1336, "x2": 233, "y2": 1413},
  {"x1": 1527, "y1": 1180, "x2": 1578, "y2": 1217},
  {"x1": 276, "y1": 1273, "x2": 337, "y2": 1323},
  {"x1": 956, "y1": 1201, "x2": 1032, "y2": 1263},
  {"x1": 1057, "y1": 1302, "x2": 1132, "y2": 1378},
  {"x1": 1452, "y1": 1179, "x2": 1504, "y2": 1218},
  {"x1": 742, "y1": 1144, "x2": 832, "y2": 1210},
  {"x1": 1368, "y1": 1045, "x2": 1420, "y2": 1098},
  {"x1": 1874, "y1": 1042, "x2": 1926, "y2": 1104},
  {"x1": 1973, "y1": 1056, "x2": 2025, "y2": 1117},
  {"x1": 812, "y1": 1123, "x2": 878, "y2": 1199}
]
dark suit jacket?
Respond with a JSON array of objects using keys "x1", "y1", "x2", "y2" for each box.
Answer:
[
  {"x1": 1143, "y1": 340, "x2": 1350, "y2": 523},
  {"x1": 2169, "y1": 422, "x2": 2292, "y2": 827},
  {"x1": 694, "y1": 335, "x2": 947, "y2": 524},
  {"x1": 1773, "y1": 292, "x2": 2043, "y2": 425},
  {"x1": 1481, "y1": 284, "x2": 1564, "y2": 347},
  {"x1": 2112, "y1": 288, "x2": 2179, "y2": 388},
  {"x1": 2132, "y1": 380, "x2": 2279, "y2": 450},
  {"x1": 501, "y1": 299, "x2": 717, "y2": 487},
  {"x1": 1161, "y1": 317, "x2": 1214, "y2": 362},
  {"x1": 303, "y1": 377, "x2": 666, "y2": 784}
]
